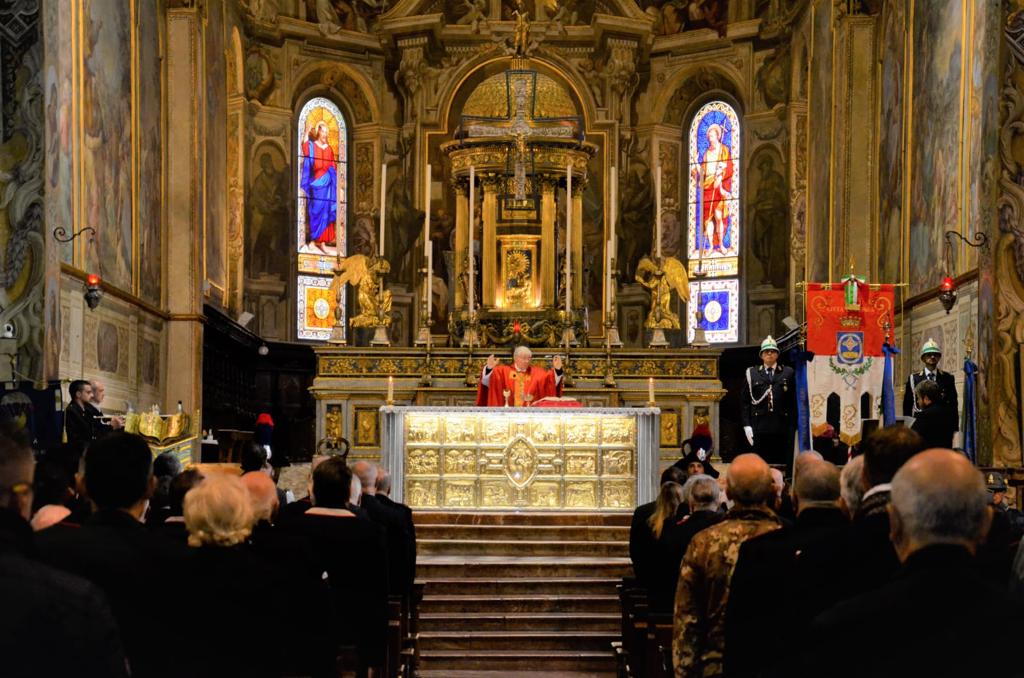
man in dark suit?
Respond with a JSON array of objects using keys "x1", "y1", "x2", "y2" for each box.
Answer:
[
  {"x1": 63, "y1": 380, "x2": 97, "y2": 469},
  {"x1": 803, "y1": 450, "x2": 1024, "y2": 678},
  {"x1": 629, "y1": 465, "x2": 687, "y2": 583},
  {"x1": 374, "y1": 465, "x2": 417, "y2": 593},
  {"x1": 911, "y1": 380, "x2": 957, "y2": 449},
  {"x1": 649, "y1": 474, "x2": 724, "y2": 611},
  {"x1": 902, "y1": 338, "x2": 958, "y2": 432},
  {"x1": 0, "y1": 427, "x2": 129, "y2": 678},
  {"x1": 284, "y1": 457, "x2": 389, "y2": 677},
  {"x1": 725, "y1": 459, "x2": 848, "y2": 678},
  {"x1": 353, "y1": 461, "x2": 413, "y2": 596},
  {"x1": 741, "y1": 335, "x2": 796, "y2": 468},
  {"x1": 36, "y1": 432, "x2": 195, "y2": 678}
]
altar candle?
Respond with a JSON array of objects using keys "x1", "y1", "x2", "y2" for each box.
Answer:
[
  {"x1": 566, "y1": 163, "x2": 572, "y2": 315},
  {"x1": 387, "y1": 375, "x2": 394, "y2": 403},
  {"x1": 609, "y1": 165, "x2": 617, "y2": 262},
  {"x1": 468, "y1": 166, "x2": 475, "y2": 314},
  {"x1": 379, "y1": 163, "x2": 387, "y2": 256},
  {"x1": 648, "y1": 377, "x2": 655, "y2": 404},
  {"x1": 426, "y1": 248, "x2": 433, "y2": 321},
  {"x1": 655, "y1": 165, "x2": 662, "y2": 259},
  {"x1": 424, "y1": 163, "x2": 432, "y2": 257}
]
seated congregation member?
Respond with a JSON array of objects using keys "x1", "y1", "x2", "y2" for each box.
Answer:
[
  {"x1": 639, "y1": 480, "x2": 686, "y2": 603},
  {"x1": 150, "y1": 468, "x2": 203, "y2": 542},
  {"x1": 844, "y1": 426, "x2": 925, "y2": 597},
  {"x1": 375, "y1": 464, "x2": 417, "y2": 586},
  {"x1": 910, "y1": 379, "x2": 957, "y2": 449},
  {"x1": 145, "y1": 451, "x2": 182, "y2": 525},
  {"x1": 241, "y1": 441, "x2": 291, "y2": 507},
  {"x1": 0, "y1": 428, "x2": 128, "y2": 678},
  {"x1": 838, "y1": 453, "x2": 864, "y2": 517},
  {"x1": 630, "y1": 465, "x2": 687, "y2": 583},
  {"x1": 36, "y1": 432, "x2": 194, "y2": 678},
  {"x1": 353, "y1": 461, "x2": 414, "y2": 595},
  {"x1": 185, "y1": 473, "x2": 333, "y2": 678},
  {"x1": 287, "y1": 457, "x2": 389, "y2": 676},
  {"x1": 30, "y1": 455, "x2": 87, "y2": 531},
  {"x1": 650, "y1": 475, "x2": 724, "y2": 612},
  {"x1": 725, "y1": 459, "x2": 848, "y2": 678},
  {"x1": 673, "y1": 454, "x2": 783, "y2": 678},
  {"x1": 804, "y1": 450, "x2": 1024, "y2": 678}
]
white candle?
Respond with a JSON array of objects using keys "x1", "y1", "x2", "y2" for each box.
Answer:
[
  {"x1": 424, "y1": 163, "x2": 431, "y2": 257},
  {"x1": 609, "y1": 165, "x2": 617, "y2": 263},
  {"x1": 606, "y1": 244, "x2": 613, "y2": 316},
  {"x1": 566, "y1": 163, "x2": 572, "y2": 315},
  {"x1": 379, "y1": 163, "x2": 387, "y2": 256},
  {"x1": 468, "y1": 166, "x2": 475, "y2": 314},
  {"x1": 648, "y1": 377, "x2": 655, "y2": 404},
  {"x1": 387, "y1": 375, "x2": 394, "y2": 402},
  {"x1": 426, "y1": 248, "x2": 433, "y2": 321},
  {"x1": 655, "y1": 164, "x2": 662, "y2": 259}
]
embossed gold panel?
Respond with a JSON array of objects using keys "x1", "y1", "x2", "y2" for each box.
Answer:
[{"x1": 402, "y1": 410, "x2": 639, "y2": 510}]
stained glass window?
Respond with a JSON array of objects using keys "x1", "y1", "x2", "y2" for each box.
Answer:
[
  {"x1": 687, "y1": 101, "x2": 741, "y2": 344},
  {"x1": 296, "y1": 97, "x2": 347, "y2": 341}
]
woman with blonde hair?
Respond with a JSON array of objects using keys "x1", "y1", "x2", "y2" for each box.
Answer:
[
  {"x1": 184, "y1": 472, "x2": 255, "y2": 547},
  {"x1": 647, "y1": 480, "x2": 686, "y2": 540}
]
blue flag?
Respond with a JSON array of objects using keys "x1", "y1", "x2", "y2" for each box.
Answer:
[
  {"x1": 882, "y1": 342, "x2": 900, "y2": 426},
  {"x1": 788, "y1": 346, "x2": 814, "y2": 452},
  {"x1": 963, "y1": 357, "x2": 978, "y2": 464}
]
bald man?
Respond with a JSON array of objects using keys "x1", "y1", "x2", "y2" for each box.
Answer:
[
  {"x1": 726, "y1": 459, "x2": 848, "y2": 677},
  {"x1": 805, "y1": 450, "x2": 1023, "y2": 677},
  {"x1": 353, "y1": 461, "x2": 414, "y2": 596},
  {"x1": 673, "y1": 454, "x2": 783, "y2": 678},
  {"x1": 241, "y1": 471, "x2": 279, "y2": 524}
]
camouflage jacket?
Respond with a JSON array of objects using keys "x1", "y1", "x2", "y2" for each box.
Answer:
[{"x1": 673, "y1": 506, "x2": 783, "y2": 678}]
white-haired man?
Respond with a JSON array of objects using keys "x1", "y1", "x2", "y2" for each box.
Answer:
[
  {"x1": 476, "y1": 346, "x2": 564, "y2": 407},
  {"x1": 804, "y1": 449, "x2": 1023, "y2": 677}
]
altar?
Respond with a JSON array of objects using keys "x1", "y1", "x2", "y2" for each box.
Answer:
[{"x1": 380, "y1": 406, "x2": 660, "y2": 511}]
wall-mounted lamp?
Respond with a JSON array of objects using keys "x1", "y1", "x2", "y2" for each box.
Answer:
[
  {"x1": 52, "y1": 225, "x2": 96, "y2": 243},
  {"x1": 940, "y1": 230, "x2": 989, "y2": 314},
  {"x1": 84, "y1": 273, "x2": 103, "y2": 310}
]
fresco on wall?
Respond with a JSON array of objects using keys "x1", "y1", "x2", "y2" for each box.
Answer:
[
  {"x1": 966, "y1": 0, "x2": 1000, "y2": 273},
  {"x1": 877, "y1": 0, "x2": 905, "y2": 284},
  {"x1": 908, "y1": 0, "x2": 962, "y2": 296},
  {"x1": 806, "y1": 0, "x2": 832, "y2": 283},
  {"x1": 747, "y1": 147, "x2": 788, "y2": 288},
  {"x1": 81, "y1": 0, "x2": 133, "y2": 291},
  {"x1": 248, "y1": 142, "x2": 290, "y2": 279},
  {"x1": 138, "y1": 0, "x2": 163, "y2": 305},
  {"x1": 205, "y1": 0, "x2": 227, "y2": 295}
]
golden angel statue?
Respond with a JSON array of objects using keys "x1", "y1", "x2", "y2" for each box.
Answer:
[
  {"x1": 635, "y1": 255, "x2": 690, "y2": 329},
  {"x1": 512, "y1": 0, "x2": 530, "y2": 56},
  {"x1": 332, "y1": 253, "x2": 393, "y2": 328}
]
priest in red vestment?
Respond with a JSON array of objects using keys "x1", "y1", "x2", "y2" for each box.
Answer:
[{"x1": 476, "y1": 346, "x2": 564, "y2": 407}]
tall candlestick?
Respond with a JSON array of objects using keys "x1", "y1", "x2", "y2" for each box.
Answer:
[
  {"x1": 648, "y1": 377, "x2": 655, "y2": 404},
  {"x1": 655, "y1": 164, "x2": 662, "y2": 259},
  {"x1": 379, "y1": 163, "x2": 387, "y2": 256},
  {"x1": 468, "y1": 166, "x2": 475, "y2": 315},
  {"x1": 566, "y1": 163, "x2": 572, "y2": 315},
  {"x1": 424, "y1": 163, "x2": 431, "y2": 257}
]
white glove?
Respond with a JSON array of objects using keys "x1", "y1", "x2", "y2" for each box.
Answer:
[
  {"x1": 952, "y1": 431, "x2": 962, "y2": 449},
  {"x1": 744, "y1": 426, "x2": 754, "y2": 446}
]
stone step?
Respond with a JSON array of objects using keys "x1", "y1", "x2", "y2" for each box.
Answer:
[
  {"x1": 413, "y1": 511, "x2": 632, "y2": 527},
  {"x1": 422, "y1": 576, "x2": 620, "y2": 596},
  {"x1": 418, "y1": 612, "x2": 620, "y2": 632},
  {"x1": 419, "y1": 538, "x2": 628, "y2": 558},
  {"x1": 416, "y1": 522, "x2": 630, "y2": 542},
  {"x1": 419, "y1": 650, "x2": 616, "y2": 673},
  {"x1": 416, "y1": 555, "x2": 633, "y2": 579},
  {"x1": 419, "y1": 630, "x2": 618, "y2": 652},
  {"x1": 420, "y1": 594, "x2": 620, "y2": 615}
]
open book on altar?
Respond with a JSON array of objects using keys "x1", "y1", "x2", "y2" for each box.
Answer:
[{"x1": 532, "y1": 397, "x2": 582, "y2": 408}]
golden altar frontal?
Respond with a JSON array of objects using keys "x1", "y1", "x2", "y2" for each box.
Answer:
[{"x1": 381, "y1": 406, "x2": 660, "y2": 511}]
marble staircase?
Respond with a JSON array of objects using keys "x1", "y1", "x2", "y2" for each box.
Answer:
[{"x1": 414, "y1": 511, "x2": 633, "y2": 678}]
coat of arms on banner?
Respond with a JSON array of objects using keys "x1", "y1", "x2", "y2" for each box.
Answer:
[{"x1": 805, "y1": 283, "x2": 895, "y2": 444}]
